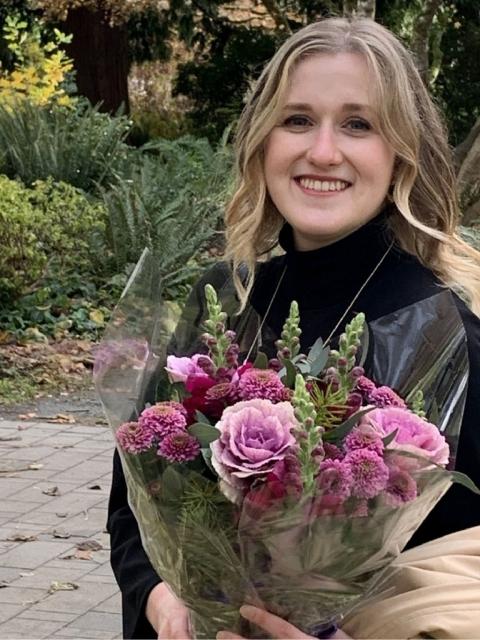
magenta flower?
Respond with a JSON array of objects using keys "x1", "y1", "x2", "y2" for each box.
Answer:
[
  {"x1": 344, "y1": 424, "x2": 384, "y2": 456},
  {"x1": 355, "y1": 375, "x2": 377, "y2": 398},
  {"x1": 139, "y1": 402, "x2": 187, "y2": 439},
  {"x1": 384, "y1": 466, "x2": 418, "y2": 506},
  {"x1": 116, "y1": 421, "x2": 155, "y2": 454},
  {"x1": 157, "y1": 431, "x2": 201, "y2": 462},
  {"x1": 344, "y1": 448, "x2": 389, "y2": 499},
  {"x1": 317, "y1": 458, "x2": 353, "y2": 500},
  {"x1": 210, "y1": 399, "x2": 298, "y2": 501},
  {"x1": 323, "y1": 443, "x2": 344, "y2": 460},
  {"x1": 369, "y1": 386, "x2": 406, "y2": 409},
  {"x1": 359, "y1": 407, "x2": 449, "y2": 466},
  {"x1": 205, "y1": 382, "x2": 239, "y2": 404},
  {"x1": 238, "y1": 368, "x2": 286, "y2": 403},
  {"x1": 165, "y1": 354, "x2": 214, "y2": 383}
]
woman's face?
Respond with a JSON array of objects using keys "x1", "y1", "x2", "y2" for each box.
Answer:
[{"x1": 264, "y1": 52, "x2": 396, "y2": 251}]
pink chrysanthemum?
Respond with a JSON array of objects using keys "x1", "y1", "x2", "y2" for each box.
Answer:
[
  {"x1": 369, "y1": 386, "x2": 406, "y2": 409},
  {"x1": 344, "y1": 425, "x2": 384, "y2": 456},
  {"x1": 116, "y1": 421, "x2": 154, "y2": 454},
  {"x1": 139, "y1": 403, "x2": 187, "y2": 439},
  {"x1": 238, "y1": 368, "x2": 286, "y2": 403},
  {"x1": 355, "y1": 375, "x2": 377, "y2": 398},
  {"x1": 385, "y1": 466, "x2": 417, "y2": 506},
  {"x1": 205, "y1": 382, "x2": 239, "y2": 403},
  {"x1": 345, "y1": 448, "x2": 389, "y2": 499},
  {"x1": 157, "y1": 431, "x2": 201, "y2": 462},
  {"x1": 317, "y1": 458, "x2": 353, "y2": 500}
]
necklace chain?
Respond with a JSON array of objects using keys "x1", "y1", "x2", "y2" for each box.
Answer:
[{"x1": 245, "y1": 240, "x2": 394, "y2": 360}]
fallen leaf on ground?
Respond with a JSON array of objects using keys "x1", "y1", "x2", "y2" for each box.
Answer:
[
  {"x1": 0, "y1": 581, "x2": 9, "y2": 588},
  {"x1": 42, "y1": 486, "x2": 60, "y2": 496},
  {"x1": 19, "y1": 572, "x2": 34, "y2": 577},
  {"x1": 46, "y1": 414, "x2": 76, "y2": 424},
  {"x1": 74, "y1": 549, "x2": 93, "y2": 560},
  {"x1": 18, "y1": 413, "x2": 37, "y2": 420},
  {"x1": 55, "y1": 512, "x2": 68, "y2": 518},
  {"x1": 48, "y1": 581, "x2": 79, "y2": 593},
  {"x1": 52, "y1": 529, "x2": 71, "y2": 539},
  {"x1": 6, "y1": 534, "x2": 37, "y2": 542},
  {"x1": 88, "y1": 484, "x2": 101, "y2": 490},
  {"x1": 77, "y1": 540, "x2": 103, "y2": 551}
]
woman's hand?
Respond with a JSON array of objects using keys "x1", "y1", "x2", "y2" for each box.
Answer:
[
  {"x1": 145, "y1": 582, "x2": 191, "y2": 639},
  {"x1": 216, "y1": 605, "x2": 353, "y2": 640}
]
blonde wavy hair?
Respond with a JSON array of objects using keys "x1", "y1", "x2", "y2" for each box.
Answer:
[{"x1": 224, "y1": 17, "x2": 480, "y2": 315}]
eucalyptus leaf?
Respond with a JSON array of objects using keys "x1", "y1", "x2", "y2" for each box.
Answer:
[
  {"x1": 323, "y1": 407, "x2": 374, "y2": 442},
  {"x1": 308, "y1": 336, "x2": 326, "y2": 363},
  {"x1": 195, "y1": 410, "x2": 211, "y2": 425},
  {"x1": 359, "y1": 324, "x2": 370, "y2": 368},
  {"x1": 309, "y1": 349, "x2": 329, "y2": 377},
  {"x1": 297, "y1": 361, "x2": 311, "y2": 374},
  {"x1": 189, "y1": 423, "x2": 220, "y2": 447},
  {"x1": 253, "y1": 351, "x2": 269, "y2": 369},
  {"x1": 451, "y1": 470, "x2": 480, "y2": 495},
  {"x1": 201, "y1": 448, "x2": 216, "y2": 475},
  {"x1": 382, "y1": 428, "x2": 399, "y2": 447}
]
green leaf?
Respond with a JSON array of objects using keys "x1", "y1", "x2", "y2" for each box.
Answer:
[
  {"x1": 253, "y1": 351, "x2": 268, "y2": 369},
  {"x1": 451, "y1": 471, "x2": 480, "y2": 495},
  {"x1": 308, "y1": 336, "x2": 325, "y2": 363},
  {"x1": 309, "y1": 349, "x2": 329, "y2": 377},
  {"x1": 282, "y1": 358, "x2": 297, "y2": 388},
  {"x1": 189, "y1": 423, "x2": 219, "y2": 446},
  {"x1": 195, "y1": 410, "x2": 210, "y2": 424},
  {"x1": 382, "y1": 428, "x2": 399, "y2": 447},
  {"x1": 323, "y1": 407, "x2": 374, "y2": 442}
]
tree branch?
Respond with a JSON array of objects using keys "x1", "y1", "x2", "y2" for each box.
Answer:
[
  {"x1": 410, "y1": 0, "x2": 442, "y2": 83},
  {"x1": 260, "y1": 0, "x2": 292, "y2": 34}
]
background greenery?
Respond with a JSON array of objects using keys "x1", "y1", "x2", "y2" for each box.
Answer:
[{"x1": 0, "y1": 0, "x2": 478, "y2": 355}]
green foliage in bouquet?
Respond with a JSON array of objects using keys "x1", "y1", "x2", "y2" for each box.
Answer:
[
  {"x1": 0, "y1": 99, "x2": 131, "y2": 192},
  {"x1": 102, "y1": 135, "x2": 233, "y2": 296}
]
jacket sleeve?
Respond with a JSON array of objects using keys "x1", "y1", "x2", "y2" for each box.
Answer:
[{"x1": 408, "y1": 299, "x2": 480, "y2": 547}]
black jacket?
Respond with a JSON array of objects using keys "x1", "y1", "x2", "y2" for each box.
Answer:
[{"x1": 107, "y1": 215, "x2": 480, "y2": 638}]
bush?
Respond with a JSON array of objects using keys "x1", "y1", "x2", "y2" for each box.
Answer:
[
  {"x1": 0, "y1": 175, "x2": 107, "y2": 305},
  {"x1": 0, "y1": 99, "x2": 132, "y2": 192},
  {"x1": 102, "y1": 135, "x2": 233, "y2": 297}
]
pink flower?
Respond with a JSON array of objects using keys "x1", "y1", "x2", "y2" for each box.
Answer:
[
  {"x1": 205, "y1": 382, "x2": 239, "y2": 404},
  {"x1": 165, "y1": 354, "x2": 214, "y2": 383},
  {"x1": 323, "y1": 443, "x2": 344, "y2": 460},
  {"x1": 355, "y1": 375, "x2": 377, "y2": 398},
  {"x1": 317, "y1": 458, "x2": 353, "y2": 500},
  {"x1": 238, "y1": 368, "x2": 286, "y2": 403},
  {"x1": 369, "y1": 386, "x2": 406, "y2": 409},
  {"x1": 360, "y1": 407, "x2": 449, "y2": 466},
  {"x1": 116, "y1": 421, "x2": 154, "y2": 454},
  {"x1": 344, "y1": 448, "x2": 389, "y2": 499},
  {"x1": 139, "y1": 402, "x2": 187, "y2": 439},
  {"x1": 157, "y1": 431, "x2": 201, "y2": 462},
  {"x1": 344, "y1": 423, "x2": 384, "y2": 456},
  {"x1": 210, "y1": 399, "x2": 298, "y2": 500},
  {"x1": 384, "y1": 466, "x2": 418, "y2": 506}
]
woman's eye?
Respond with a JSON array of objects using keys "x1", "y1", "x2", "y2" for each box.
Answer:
[
  {"x1": 345, "y1": 118, "x2": 371, "y2": 132},
  {"x1": 282, "y1": 115, "x2": 312, "y2": 129}
]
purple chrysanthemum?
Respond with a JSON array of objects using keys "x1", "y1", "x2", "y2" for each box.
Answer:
[
  {"x1": 385, "y1": 466, "x2": 417, "y2": 506},
  {"x1": 344, "y1": 425, "x2": 384, "y2": 456},
  {"x1": 344, "y1": 448, "x2": 389, "y2": 499},
  {"x1": 139, "y1": 402, "x2": 187, "y2": 439},
  {"x1": 317, "y1": 458, "x2": 353, "y2": 500},
  {"x1": 238, "y1": 368, "x2": 286, "y2": 403},
  {"x1": 369, "y1": 386, "x2": 406, "y2": 409},
  {"x1": 116, "y1": 421, "x2": 154, "y2": 454},
  {"x1": 355, "y1": 375, "x2": 377, "y2": 398},
  {"x1": 157, "y1": 431, "x2": 201, "y2": 462}
]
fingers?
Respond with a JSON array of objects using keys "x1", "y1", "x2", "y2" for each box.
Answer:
[{"x1": 238, "y1": 605, "x2": 312, "y2": 639}]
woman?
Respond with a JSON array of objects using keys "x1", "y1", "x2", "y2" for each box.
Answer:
[{"x1": 107, "y1": 17, "x2": 480, "y2": 639}]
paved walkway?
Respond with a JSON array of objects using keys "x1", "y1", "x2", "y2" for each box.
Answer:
[{"x1": 0, "y1": 416, "x2": 122, "y2": 639}]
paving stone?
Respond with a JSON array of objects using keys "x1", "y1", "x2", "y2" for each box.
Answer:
[
  {"x1": 82, "y1": 573, "x2": 118, "y2": 585},
  {"x1": 82, "y1": 560, "x2": 115, "y2": 578},
  {"x1": 31, "y1": 580, "x2": 118, "y2": 614},
  {"x1": 65, "y1": 426, "x2": 106, "y2": 436},
  {"x1": 67, "y1": 610, "x2": 122, "y2": 633},
  {"x1": 39, "y1": 434, "x2": 88, "y2": 448},
  {"x1": 0, "y1": 566, "x2": 24, "y2": 583},
  {"x1": 93, "y1": 590, "x2": 121, "y2": 614},
  {"x1": 3, "y1": 446, "x2": 57, "y2": 461},
  {"x1": 0, "y1": 539, "x2": 74, "y2": 569},
  {"x1": 35, "y1": 489, "x2": 105, "y2": 514},
  {"x1": 0, "y1": 499, "x2": 40, "y2": 514},
  {"x1": 52, "y1": 628, "x2": 118, "y2": 639},
  {"x1": 0, "y1": 603, "x2": 25, "y2": 624},
  {"x1": 0, "y1": 477, "x2": 36, "y2": 499},
  {"x1": 51, "y1": 459, "x2": 112, "y2": 483},
  {"x1": 0, "y1": 616, "x2": 67, "y2": 638},
  {"x1": 8, "y1": 480, "x2": 82, "y2": 504},
  {"x1": 17, "y1": 609, "x2": 77, "y2": 623},
  {"x1": 15, "y1": 509, "x2": 76, "y2": 526},
  {"x1": 57, "y1": 506, "x2": 108, "y2": 537},
  {"x1": 0, "y1": 585, "x2": 47, "y2": 606},
  {"x1": 8, "y1": 564, "x2": 91, "y2": 589}
]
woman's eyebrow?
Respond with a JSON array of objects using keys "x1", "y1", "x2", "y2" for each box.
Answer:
[{"x1": 282, "y1": 102, "x2": 374, "y2": 114}]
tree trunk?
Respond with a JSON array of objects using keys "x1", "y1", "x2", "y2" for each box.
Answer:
[
  {"x1": 65, "y1": 6, "x2": 130, "y2": 113},
  {"x1": 410, "y1": 0, "x2": 442, "y2": 83}
]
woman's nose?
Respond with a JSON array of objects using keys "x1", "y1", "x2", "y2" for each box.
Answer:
[{"x1": 305, "y1": 125, "x2": 343, "y2": 166}]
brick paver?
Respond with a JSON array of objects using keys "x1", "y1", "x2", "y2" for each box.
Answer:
[{"x1": 0, "y1": 417, "x2": 122, "y2": 639}]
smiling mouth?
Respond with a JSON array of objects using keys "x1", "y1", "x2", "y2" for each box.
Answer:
[{"x1": 295, "y1": 177, "x2": 351, "y2": 193}]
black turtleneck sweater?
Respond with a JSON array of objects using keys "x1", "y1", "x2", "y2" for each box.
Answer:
[{"x1": 107, "y1": 214, "x2": 480, "y2": 639}]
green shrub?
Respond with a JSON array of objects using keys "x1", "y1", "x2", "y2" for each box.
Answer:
[
  {"x1": 0, "y1": 99, "x2": 131, "y2": 192},
  {"x1": 0, "y1": 175, "x2": 107, "y2": 305},
  {"x1": 102, "y1": 135, "x2": 233, "y2": 297},
  {"x1": 0, "y1": 175, "x2": 45, "y2": 304}
]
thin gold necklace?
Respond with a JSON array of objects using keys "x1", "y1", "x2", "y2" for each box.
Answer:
[{"x1": 244, "y1": 239, "x2": 394, "y2": 361}]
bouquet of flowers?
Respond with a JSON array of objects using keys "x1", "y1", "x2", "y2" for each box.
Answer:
[{"x1": 95, "y1": 250, "x2": 476, "y2": 639}]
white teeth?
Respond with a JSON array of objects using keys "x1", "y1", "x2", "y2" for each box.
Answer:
[{"x1": 298, "y1": 178, "x2": 349, "y2": 192}]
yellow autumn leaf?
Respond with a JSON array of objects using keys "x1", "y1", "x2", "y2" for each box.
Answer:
[{"x1": 89, "y1": 309, "x2": 105, "y2": 326}]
